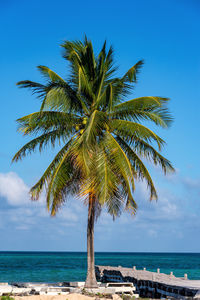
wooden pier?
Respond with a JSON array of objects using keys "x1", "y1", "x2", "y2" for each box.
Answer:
[{"x1": 95, "y1": 265, "x2": 200, "y2": 298}]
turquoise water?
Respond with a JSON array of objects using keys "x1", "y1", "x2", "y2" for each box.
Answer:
[{"x1": 0, "y1": 252, "x2": 200, "y2": 282}]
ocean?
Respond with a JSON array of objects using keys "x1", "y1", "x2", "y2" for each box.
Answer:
[{"x1": 0, "y1": 252, "x2": 200, "y2": 282}]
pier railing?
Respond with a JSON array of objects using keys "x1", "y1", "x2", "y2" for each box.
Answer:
[{"x1": 95, "y1": 265, "x2": 200, "y2": 298}]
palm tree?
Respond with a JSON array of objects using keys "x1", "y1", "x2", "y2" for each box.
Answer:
[{"x1": 13, "y1": 37, "x2": 174, "y2": 288}]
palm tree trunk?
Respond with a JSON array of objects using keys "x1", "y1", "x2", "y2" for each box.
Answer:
[{"x1": 84, "y1": 193, "x2": 98, "y2": 288}]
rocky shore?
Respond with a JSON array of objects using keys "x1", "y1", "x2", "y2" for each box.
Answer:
[
  {"x1": 14, "y1": 295, "x2": 123, "y2": 300},
  {"x1": 0, "y1": 283, "x2": 126, "y2": 300}
]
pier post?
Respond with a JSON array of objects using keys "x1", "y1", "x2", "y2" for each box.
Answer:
[{"x1": 96, "y1": 265, "x2": 199, "y2": 298}]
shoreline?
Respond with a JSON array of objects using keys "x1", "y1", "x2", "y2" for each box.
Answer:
[
  {"x1": 14, "y1": 295, "x2": 122, "y2": 300},
  {"x1": 0, "y1": 282, "x2": 125, "y2": 300}
]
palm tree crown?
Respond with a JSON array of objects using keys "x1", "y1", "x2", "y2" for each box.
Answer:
[{"x1": 13, "y1": 37, "x2": 174, "y2": 287}]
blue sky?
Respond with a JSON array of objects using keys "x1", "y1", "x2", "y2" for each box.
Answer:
[{"x1": 0, "y1": 0, "x2": 200, "y2": 252}]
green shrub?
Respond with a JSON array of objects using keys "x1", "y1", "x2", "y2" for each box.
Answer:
[{"x1": 1, "y1": 296, "x2": 15, "y2": 300}]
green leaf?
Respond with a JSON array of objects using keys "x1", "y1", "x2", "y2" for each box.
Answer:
[
  {"x1": 104, "y1": 132, "x2": 135, "y2": 191},
  {"x1": 12, "y1": 129, "x2": 68, "y2": 162},
  {"x1": 37, "y1": 66, "x2": 66, "y2": 82},
  {"x1": 117, "y1": 136, "x2": 157, "y2": 200},
  {"x1": 30, "y1": 138, "x2": 74, "y2": 200},
  {"x1": 123, "y1": 60, "x2": 144, "y2": 82},
  {"x1": 110, "y1": 119, "x2": 165, "y2": 150},
  {"x1": 16, "y1": 111, "x2": 79, "y2": 136},
  {"x1": 133, "y1": 137, "x2": 175, "y2": 174},
  {"x1": 84, "y1": 110, "x2": 107, "y2": 145},
  {"x1": 111, "y1": 96, "x2": 172, "y2": 127}
]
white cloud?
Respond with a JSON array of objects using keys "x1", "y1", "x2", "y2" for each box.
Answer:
[
  {"x1": 0, "y1": 172, "x2": 29, "y2": 206},
  {"x1": 0, "y1": 172, "x2": 46, "y2": 207},
  {"x1": 95, "y1": 180, "x2": 183, "y2": 236},
  {"x1": 0, "y1": 172, "x2": 85, "y2": 235},
  {"x1": 0, "y1": 171, "x2": 200, "y2": 251}
]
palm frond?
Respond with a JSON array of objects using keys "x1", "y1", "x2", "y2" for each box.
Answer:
[
  {"x1": 37, "y1": 66, "x2": 66, "y2": 82},
  {"x1": 77, "y1": 65, "x2": 94, "y2": 103},
  {"x1": 96, "y1": 142, "x2": 137, "y2": 216},
  {"x1": 94, "y1": 147, "x2": 118, "y2": 205},
  {"x1": 133, "y1": 138, "x2": 175, "y2": 174},
  {"x1": 122, "y1": 60, "x2": 144, "y2": 83},
  {"x1": 110, "y1": 119, "x2": 165, "y2": 150},
  {"x1": 104, "y1": 132, "x2": 135, "y2": 191},
  {"x1": 16, "y1": 111, "x2": 79, "y2": 136},
  {"x1": 83, "y1": 110, "x2": 107, "y2": 145},
  {"x1": 117, "y1": 136, "x2": 157, "y2": 200},
  {"x1": 40, "y1": 81, "x2": 86, "y2": 113},
  {"x1": 30, "y1": 138, "x2": 75, "y2": 200},
  {"x1": 96, "y1": 83, "x2": 113, "y2": 111},
  {"x1": 12, "y1": 129, "x2": 68, "y2": 162},
  {"x1": 46, "y1": 151, "x2": 71, "y2": 214},
  {"x1": 111, "y1": 96, "x2": 172, "y2": 127},
  {"x1": 16, "y1": 80, "x2": 47, "y2": 99},
  {"x1": 69, "y1": 135, "x2": 91, "y2": 177}
]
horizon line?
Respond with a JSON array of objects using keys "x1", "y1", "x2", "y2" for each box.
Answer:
[{"x1": 0, "y1": 250, "x2": 200, "y2": 254}]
